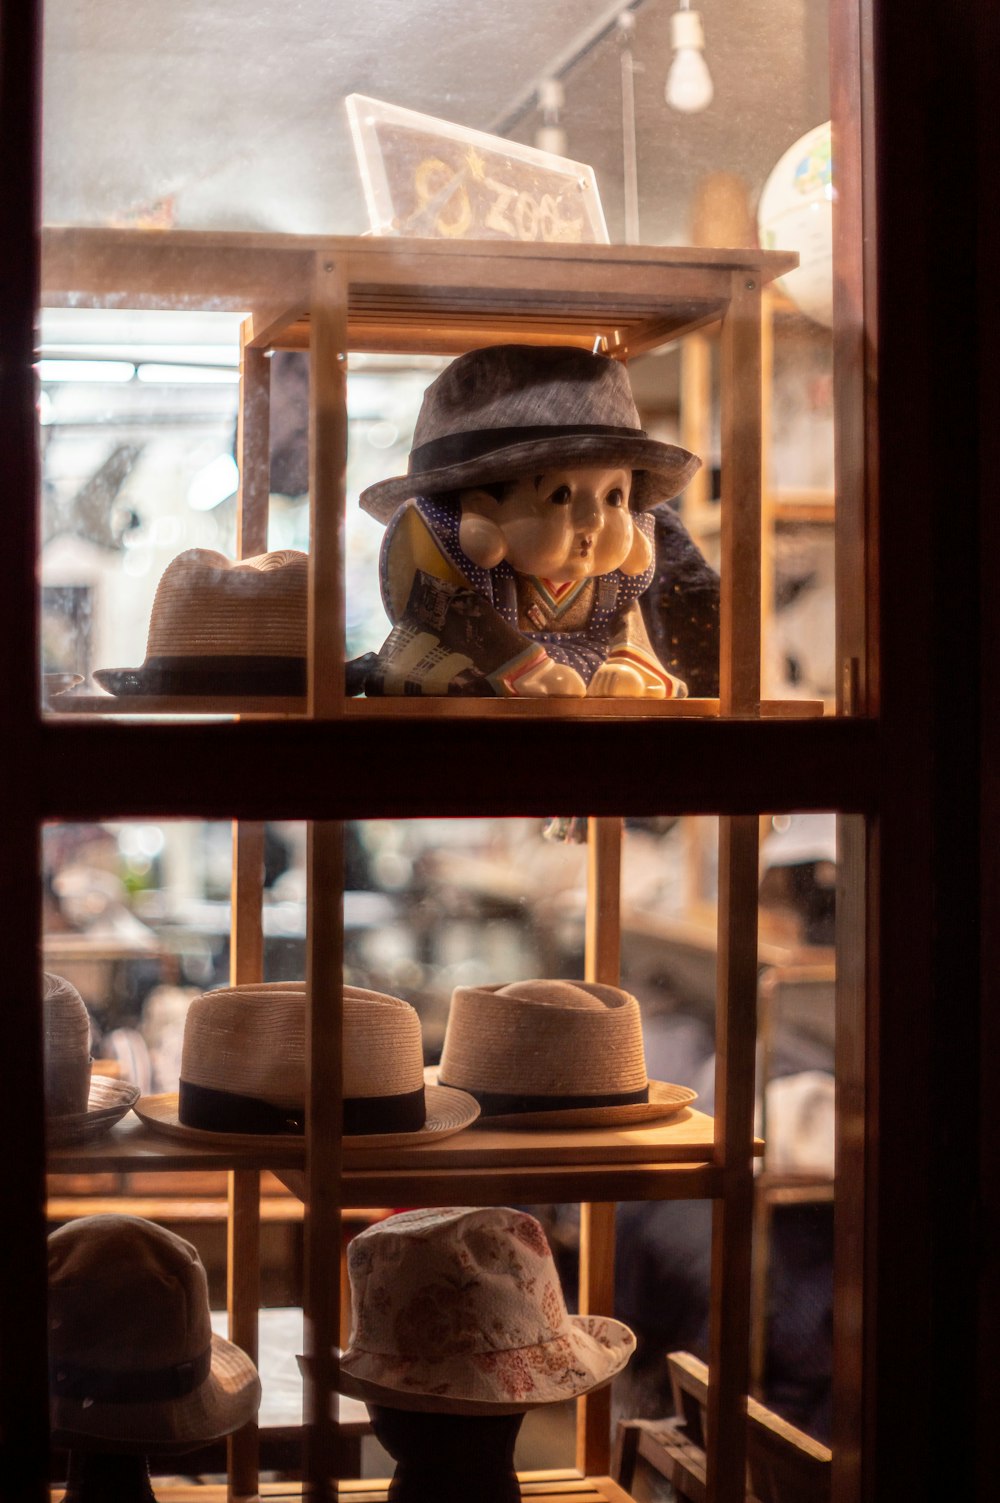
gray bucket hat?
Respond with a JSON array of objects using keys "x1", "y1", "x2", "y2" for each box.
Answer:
[{"x1": 359, "y1": 344, "x2": 701, "y2": 523}]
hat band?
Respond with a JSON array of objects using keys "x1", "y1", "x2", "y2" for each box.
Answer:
[
  {"x1": 135, "y1": 656, "x2": 306, "y2": 693},
  {"x1": 436, "y1": 1081, "x2": 650, "y2": 1115},
  {"x1": 179, "y1": 1079, "x2": 427, "y2": 1135},
  {"x1": 409, "y1": 423, "x2": 649, "y2": 476},
  {"x1": 50, "y1": 1346, "x2": 212, "y2": 1403}
]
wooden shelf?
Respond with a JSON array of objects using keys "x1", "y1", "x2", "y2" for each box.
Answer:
[
  {"x1": 47, "y1": 694, "x2": 826, "y2": 719},
  {"x1": 46, "y1": 1117, "x2": 305, "y2": 1174},
  {"x1": 47, "y1": 1110, "x2": 756, "y2": 1208},
  {"x1": 42, "y1": 229, "x2": 797, "y2": 358},
  {"x1": 50, "y1": 1472, "x2": 637, "y2": 1502}
]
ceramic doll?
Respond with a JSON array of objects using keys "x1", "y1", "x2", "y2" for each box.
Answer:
[{"x1": 359, "y1": 343, "x2": 702, "y2": 697}]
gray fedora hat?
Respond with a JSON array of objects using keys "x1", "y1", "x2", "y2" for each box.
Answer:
[{"x1": 360, "y1": 344, "x2": 701, "y2": 523}]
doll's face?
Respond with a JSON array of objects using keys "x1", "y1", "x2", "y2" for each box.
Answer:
[{"x1": 460, "y1": 466, "x2": 637, "y2": 583}]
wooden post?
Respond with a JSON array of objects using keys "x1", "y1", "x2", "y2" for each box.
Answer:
[
  {"x1": 680, "y1": 332, "x2": 715, "y2": 550},
  {"x1": 576, "y1": 1200, "x2": 617, "y2": 1477},
  {"x1": 706, "y1": 813, "x2": 760, "y2": 1503},
  {"x1": 585, "y1": 816, "x2": 622, "y2": 985},
  {"x1": 308, "y1": 253, "x2": 349, "y2": 719},
  {"x1": 303, "y1": 821, "x2": 345, "y2": 1501},
  {"x1": 227, "y1": 821, "x2": 265, "y2": 1500},
  {"x1": 577, "y1": 816, "x2": 623, "y2": 1475},
  {"x1": 719, "y1": 276, "x2": 763, "y2": 716},
  {"x1": 236, "y1": 318, "x2": 271, "y2": 559},
  {"x1": 759, "y1": 290, "x2": 776, "y2": 695}
]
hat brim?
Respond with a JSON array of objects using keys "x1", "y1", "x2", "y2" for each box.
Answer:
[
  {"x1": 135, "y1": 1085, "x2": 479, "y2": 1152},
  {"x1": 337, "y1": 1314, "x2": 636, "y2": 1415},
  {"x1": 46, "y1": 1077, "x2": 140, "y2": 1148},
  {"x1": 426, "y1": 1073, "x2": 696, "y2": 1130},
  {"x1": 94, "y1": 656, "x2": 306, "y2": 697},
  {"x1": 360, "y1": 435, "x2": 701, "y2": 524},
  {"x1": 51, "y1": 1332, "x2": 261, "y2": 1453}
]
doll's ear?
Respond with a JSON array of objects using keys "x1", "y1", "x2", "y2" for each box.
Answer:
[
  {"x1": 620, "y1": 522, "x2": 652, "y2": 576},
  {"x1": 459, "y1": 493, "x2": 508, "y2": 569}
]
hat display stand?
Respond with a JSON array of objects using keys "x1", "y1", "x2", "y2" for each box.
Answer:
[
  {"x1": 367, "y1": 1405, "x2": 524, "y2": 1503},
  {"x1": 60, "y1": 1449, "x2": 157, "y2": 1503}
]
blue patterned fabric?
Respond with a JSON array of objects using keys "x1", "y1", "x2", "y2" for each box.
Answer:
[{"x1": 381, "y1": 496, "x2": 657, "y2": 687}]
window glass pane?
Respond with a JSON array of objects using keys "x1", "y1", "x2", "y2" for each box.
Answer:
[{"x1": 40, "y1": 1, "x2": 842, "y2": 720}]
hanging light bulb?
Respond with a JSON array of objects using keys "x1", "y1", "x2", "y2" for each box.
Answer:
[
  {"x1": 665, "y1": 3, "x2": 714, "y2": 113},
  {"x1": 534, "y1": 77, "x2": 568, "y2": 157}
]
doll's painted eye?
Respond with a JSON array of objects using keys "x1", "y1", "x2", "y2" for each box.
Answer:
[
  {"x1": 548, "y1": 485, "x2": 572, "y2": 506},
  {"x1": 605, "y1": 488, "x2": 625, "y2": 508}
]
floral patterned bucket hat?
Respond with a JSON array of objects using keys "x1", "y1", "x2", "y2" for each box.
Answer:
[{"x1": 338, "y1": 1206, "x2": 635, "y2": 1414}]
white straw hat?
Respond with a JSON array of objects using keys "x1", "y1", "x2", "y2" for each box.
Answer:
[
  {"x1": 435, "y1": 979, "x2": 696, "y2": 1128},
  {"x1": 43, "y1": 972, "x2": 139, "y2": 1146},
  {"x1": 340, "y1": 1207, "x2": 635, "y2": 1414},
  {"x1": 136, "y1": 982, "x2": 479, "y2": 1149},
  {"x1": 48, "y1": 1214, "x2": 260, "y2": 1451},
  {"x1": 95, "y1": 549, "x2": 308, "y2": 696}
]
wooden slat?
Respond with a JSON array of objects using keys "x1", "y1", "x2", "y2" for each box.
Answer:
[
  {"x1": 576, "y1": 1203, "x2": 616, "y2": 1477},
  {"x1": 228, "y1": 820, "x2": 265, "y2": 1499},
  {"x1": 236, "y1": 320, "x2": 271, "y2": 558},
  {"x1": 719, "y1": 276, "x2": 763, "y2": 716},
  {"x1": 579, "y1": 818, "x2": 622, "y2": 1476},
  {"x1": 286, "y1": 1160, "x2": 723, "y2": 1209},
  {"x1": 227, "y1": 1168, "x2": 261, "y2": 1499},
  {"x1": 680, "y1": 332, "x2": 714, "y2": 542},
  {"x1": 36, "y1": 718, "x2": 876, "y2": 821},
  {"x1": 304, "y1": 822, "x2": 345, "y2": 1501},
  {"x1": 308, "y1": 254, "x2": 347, "y2": 718},
  {"x1": 46, "y1": 1195, "x2": 302, "y2": 1222},
  {"x1": 585, "y1": 817, "x2": 622, "y2": 985},
  {"x1": 231, "y1": 821, "x2": 265, "y2": 986},
  {"x1": 706, "y1": 814, "x2": 761, "y2": 1503}
]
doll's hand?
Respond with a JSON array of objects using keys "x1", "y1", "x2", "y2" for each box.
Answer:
[
  {"x1": 512, "y1": 656, "x2": 587, "y2": 697},
  {"x1": 588, "y1": 662, "x2": 660, "y2": 697}
]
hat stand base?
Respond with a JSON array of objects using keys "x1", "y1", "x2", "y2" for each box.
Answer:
[
  {"x1": 62, "y1": 1450, "x2": 158, "y2": 1502},
  {"x1": 368, "y1": 1405, "x2": 524, "y2": 1503}
]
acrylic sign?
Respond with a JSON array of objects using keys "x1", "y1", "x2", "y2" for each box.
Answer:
[{"x1": 345, "y1": 94, "x2": 609, "y2": 245}]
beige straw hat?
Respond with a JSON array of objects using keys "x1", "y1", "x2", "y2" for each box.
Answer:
[
  {"x1": 43, "y1": 973, "x2": 139, "y2": 1146},
  {"x1": 339, "y1": 1205, "x2": 636, "y2": 1414},
  {"x1": 95, "y1": 549, "x2": 308, "y2": 696},
  {"x1": 48, "y1": 1214, "x2": 260, "y2": 1451},
  {"x1": 435, "y1": 979, "x2": 696, "y2": 1128},
  {"x1": 136, "y1": 982, "x2": 479, "y2": 1148},
  {"x1": 360, "y1": 344, "x2": 700, "y2": 524}
]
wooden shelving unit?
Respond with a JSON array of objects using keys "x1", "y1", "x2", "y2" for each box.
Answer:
[{"x1": 38, "y1": 229, "x2": 800, "y2": 1503}]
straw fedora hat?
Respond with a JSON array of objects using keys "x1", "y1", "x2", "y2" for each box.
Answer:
[
  {"x1": 435, "y1": 979, "x2": 696, "y2": 1128},
  {"x1": 136, "y1": 981, "x2": 479, "y2": 1149},
  {"x1": 339, "y1": 1205, "x2": 635, "y2": 1414},
  {"x1": 359, "y1": 344, "x2": 701, "y2": 524},
  {"x1": 48, "y1": 1214, "x2": 260, "y2": 1451},
  {"x1": 95, "y1": 549, "x2": 308, "y2": 696},
  {"x1": 43, "y1": 972, "x2": 139, "y2": 1147}
]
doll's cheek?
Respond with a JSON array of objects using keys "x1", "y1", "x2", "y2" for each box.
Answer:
[{"x1": 593, "y1": 517, "x2": 634, "y2": 572}]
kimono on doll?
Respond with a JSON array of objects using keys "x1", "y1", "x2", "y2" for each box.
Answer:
[{"x1": 359, "y1": 344, "x2": 703, "y2": 699}]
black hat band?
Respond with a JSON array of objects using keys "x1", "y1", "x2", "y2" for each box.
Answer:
[
  {"x1": 51, "y1": 1346, "x2": 212, "y2": 1404},
  {"x1": 178, "y1": 1079, "x2": 427, "y2": 1136},
  {"x1": 408, "y1": 423, "x2": 649, "y2": 477}
]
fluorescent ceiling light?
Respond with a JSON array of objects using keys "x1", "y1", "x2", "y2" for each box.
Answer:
[
  {"x1": 136, "y1": 364, "x2": 240, "y2": 384},
  {"x1": 36, "y1": 359, "x2": 135, "y2": 383}
]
